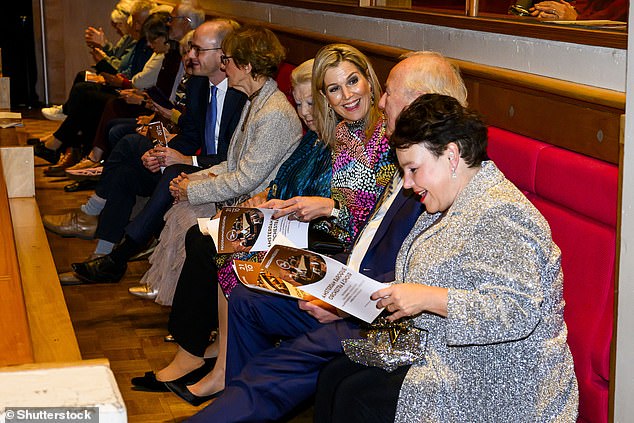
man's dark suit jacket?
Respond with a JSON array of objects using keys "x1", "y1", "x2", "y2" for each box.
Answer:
[
  {"x1": 359, "y1": 188, "x2": 426, "y2": 282},
  {"x1": 94, "y1": 76, "x2": 247, "y2": 245},
  {"x1": 169, "y1": 75, "x2": 247, "y2": 168}
]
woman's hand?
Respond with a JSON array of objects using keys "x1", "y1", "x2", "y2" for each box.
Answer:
[
  {"x1": 371, "y1": 283, "x2": 449, "y2": 322},
  {"x1": 260, "y1": 196, "x2": 335, "y2": 221},
  {"x1": 186, "y1": 171, "x2": 215, "y2": 182},
  {"x1": 89, "y1": 47, "x2": 107, "y2": 63},
  {"x1": 298, "y1": 297, "x2": 343, "y2": 323},
  {"x1": 85, "y1": 26, "x2": 106, "y2": 48},
  {"x1": 169, "y1": 173, "x2": 190, "y2": 203},
  {"x1": 530, "y1": 0, "x2": 578, "y2": 20},
  {"x1": 169, "y1": 171, "x2": 216, "y2": 203}
]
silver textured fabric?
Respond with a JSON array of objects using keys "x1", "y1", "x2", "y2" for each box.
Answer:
[
  {"x1": 393, "y1": 161, "x2": 578, "y2": 423},
  {"x1": 187, "y1": 78, "x2": 302, "y2": 205}
]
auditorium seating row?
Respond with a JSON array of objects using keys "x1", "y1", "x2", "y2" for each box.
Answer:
[{"x1": 270, "y1": 21, "x2": 618, "y2": 418}]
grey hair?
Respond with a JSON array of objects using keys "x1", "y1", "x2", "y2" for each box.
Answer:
[
  {"x1": 176, "y1": 3, "x2": 206, "y2": 29},
  {"x1": 130, "y1": 0, "x2": 156, "y2": 17},
  {"x1": 399, "y1": 51, "x2": 468, "y2": 107}
]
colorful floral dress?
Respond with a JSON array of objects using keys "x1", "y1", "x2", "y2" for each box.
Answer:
[{"x1": 318, "y1": 116, "x2": 397, "y2": 248}]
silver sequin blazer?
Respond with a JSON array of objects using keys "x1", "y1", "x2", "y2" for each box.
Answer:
[
  {"x1": 394, "y1": 161, "x2": 578, "y2": 423},
  {"x1": 187, "y1": 78, "x2": 302, "y2": 205}
]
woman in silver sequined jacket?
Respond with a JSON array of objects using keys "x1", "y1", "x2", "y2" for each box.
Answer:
[{"x1": 319, "y1": 94, "x2": 578, "y2": 423}]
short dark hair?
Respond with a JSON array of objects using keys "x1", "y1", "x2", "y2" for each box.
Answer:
[
  {"x1": 221, "y1": 25, "x2": 285, "y2": 79},
  {"x1": 143, "y1": 11, "x2": 170, "y2": 42},
  {"x1": 390, "y1": 94, "x2": 488, "y2": 168}
]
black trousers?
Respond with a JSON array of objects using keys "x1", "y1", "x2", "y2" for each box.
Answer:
[
  {"x1": 54, "y1": 82, "x2": 118, "y2": 153},
  {"x1": 168, "y1": 225, "x2": 220, "y2": 357},
  {"x1": 314, "y1": 355, "x2": 409, "y2": 423},
  {"x1": 94, "y1": 132, "x2": 200, "y2": 244},
  {"x1": 94, "y1": 133, "x2": 156, "y2": 243}
]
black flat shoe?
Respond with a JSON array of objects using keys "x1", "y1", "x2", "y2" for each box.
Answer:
[
  {"x1": 131, "y1": 360, "x2": 216, "y2": 393},
  {"x1": 34, "y1": 142, "x2": 60, "y2": 164},
  {"x1": 165, "y1": 380, "x2": 224, "y2": 406},
  {"x1": 131, "y1": 371, "x2": 170, "y2": 392},
  {"x1": 71, "y1": 255, "x2": 127, "y2": 284}
]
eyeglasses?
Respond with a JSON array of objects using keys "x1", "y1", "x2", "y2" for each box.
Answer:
[
  {"x1": 220, "y1": 55, "x2": 233, "y2": 65},
  {"x1": 187, "y1": 42, "x2": 222, "y2": 57},
  {"x1": 167, "y1": 15, "x2": 192, "y2": 24}
]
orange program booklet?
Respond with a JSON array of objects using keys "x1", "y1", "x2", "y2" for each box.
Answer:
[{"x1": 233, "y1": 243, "x2": 386, "y2": 323}]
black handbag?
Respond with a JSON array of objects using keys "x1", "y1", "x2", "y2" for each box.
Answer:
[{"x1": 308, "y1": 225, "x2": 345, "y2": 255}]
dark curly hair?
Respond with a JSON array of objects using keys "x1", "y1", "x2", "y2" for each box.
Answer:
[
  {"x1": 221, "y1": 25, "x2": 285, "y2": 79},
  {"x1": 390, "y1": 94, "x2": 488, "y2": 168}
]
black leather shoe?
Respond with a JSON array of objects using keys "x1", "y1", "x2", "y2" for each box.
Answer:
[
  {"x1": 64, "y1": 180, "x2": 98, "y2": 192},
  {"x1": 71, "y1": 255, "x2": 127, "y2": 284},
  {"x1": 33, "y1": 142, "x2": 60, "y2": 164},
  {"x1": 165, "y1": 380, "x2": 224, "y2": 406}
]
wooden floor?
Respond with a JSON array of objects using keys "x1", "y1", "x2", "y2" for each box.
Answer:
[
  {"x1": 27, "y1": 117, "x2": 202, "y2": 422},
  {"x1": 23, "y1": 114, "x2": 313, "y2": 423}
]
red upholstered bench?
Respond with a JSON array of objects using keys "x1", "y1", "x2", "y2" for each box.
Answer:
[
  {"x1": 276, "y1": 62, "x2": 296, "y2": 105},
  {"x1": 488, "y1": 127, "x2": 617, "y2": 423}
]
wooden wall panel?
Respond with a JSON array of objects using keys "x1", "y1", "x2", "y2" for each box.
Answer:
[
  {"x1": 256, "y1": 20, "x2": 625, "y2": 164},
  {"x1": 42, "y1": 0, "x2": 119, "y2": 104},
  {"x1": 465, "y1": 79, "x2": 622, "y2": 163}
]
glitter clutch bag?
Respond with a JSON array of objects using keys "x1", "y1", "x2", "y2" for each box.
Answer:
[{"x1": 342, "y1": 317, "x2": 428, "y2": 372}]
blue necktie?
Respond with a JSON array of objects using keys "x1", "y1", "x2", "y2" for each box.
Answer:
[{"x1": 205, "y1": 85, "x2": 218, "y2": 155}]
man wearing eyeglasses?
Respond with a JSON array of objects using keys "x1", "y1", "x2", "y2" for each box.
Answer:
[
  {"x1": 67, "y1": 19, "x2": 248, "y2": 285},
  {"x1": 167, "y1": 3, "x2": 205, "y2": 41}
]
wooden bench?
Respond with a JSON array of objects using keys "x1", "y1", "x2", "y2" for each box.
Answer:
[{"x1": 0, "y1": 127, "x2": 81, "y2": 366}]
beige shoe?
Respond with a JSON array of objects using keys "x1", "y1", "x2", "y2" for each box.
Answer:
[
  {"x1": 128, "y1": 285, "x2": 159, "y2": 300},
  {"x1": 42, "y1": 209, "x2": 98, "y2": 239},
  {"x1": 66, "y1": 157, "x2": 101, "y2": 173},
  {"x1": 44, "y1": 147, "x2": 81, "y2": 177}
]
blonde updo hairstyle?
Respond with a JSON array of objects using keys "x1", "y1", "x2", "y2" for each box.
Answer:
[
  {"x1": 312, "y1": 44, "x2": 382, "y2": 147},
  {"x1": 290, "y1": 58, "x2": 314, "y2": 90}
]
